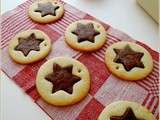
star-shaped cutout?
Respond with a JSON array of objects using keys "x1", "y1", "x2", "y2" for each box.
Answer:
[
  {"x1": 113, "y1": 45, "x2": 144, "y2": 71},
  {"x1": 72, "y1": 23, "x2": 100, "y2": 43},
  {"x1": 110, "y1": 107, "x2": 144, "y2": 120},
  {"x1": 35, "y1": 2, "x2": 59, "y2": 17},
  {"x1": 45, "y1": 63, "x2": 81, "y2": 94},
  {"x1": 15, "y1": 33, "x2": 44, "y2": 56}
]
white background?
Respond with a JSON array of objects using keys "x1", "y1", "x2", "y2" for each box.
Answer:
[{"x1": 1, "y1": 0, "x2": 159, "y2": 120}]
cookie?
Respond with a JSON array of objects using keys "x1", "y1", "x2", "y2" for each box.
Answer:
[
  {"x1": 36, "y1": 57, "x2": 90, "y2": 106},
  {"x1": 98, "y1": 101, "x2": 156, "y2": 120},
  {"x1": 9, "y1": 29, "x2": 51, "y2": 64},
  {"x1": 65, "y1": 20, "x2": 106, "y2": 52},
  {"x1": 105, "y1": 41, "x2": 153, "y2": 81},
  {"x1": 28, "y1": 0, "x2": 64, "y2": 23}
]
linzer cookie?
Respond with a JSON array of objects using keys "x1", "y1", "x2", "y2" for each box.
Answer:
[
  {"x1": 98, "y1": 101, "x2": 156, "y2": 120},
  {"x1": 105, "y1": 41, "x2": 153, "y2": 81},
  {"x1": 28, "y1": 0, "x2": 64, "y2": 23},
  {"x1": 36, "y1": 57, "x2": 90, "y2": 106},
  {"x1": 65, "y1": 20, "x2": 106, "y2": 52},
  {"x1": 8, "y1": 29, "x2": 51, "y2": 64}
]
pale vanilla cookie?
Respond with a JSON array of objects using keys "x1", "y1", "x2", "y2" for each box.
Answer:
[
  {"x1": 8, "y1": 29, "x2": 51, "y2": 64},
  {"x1": 36, "y1": 57, "x2": 90, "y2": 106},
  {"x1": 98, "y1": 101, "x2": 156, "y2": 120},
  {"x1": 105, "y1": 41, "x2": 153, "y2": 81},
  {"x1": 65, "y1": 20, "x2": 106, "y2": 52},
  {"x1": 28, "y1": 0, "x2": 64, "y2": 23}
]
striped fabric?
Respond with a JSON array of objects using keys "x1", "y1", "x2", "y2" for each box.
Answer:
[{"x1": 1, "y1": 0, "x2": 159, "y2": 120}]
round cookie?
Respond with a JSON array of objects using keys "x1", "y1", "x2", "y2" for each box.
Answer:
[
  {"x1": 98, "y1": 101, "x2": 156, "y2": 120},
  {"x1": 36, "y1": 57, "x2": 90, "y2": 106},
  {"x1": 65, "y1": 20, "x2": 106, "y2": 52},
  {"x1": 28, "y1": 0, "x2": 64, "y2": 23},
  {"x1": 105, "y1": 41, "x2": 153, "y2": 81},
  {"x1": 9, "y1": 29, "x2": 51, "y2": 64}
]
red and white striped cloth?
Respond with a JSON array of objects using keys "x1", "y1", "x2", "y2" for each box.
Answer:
[{"x1": 1, "y1": 0, "x2": 159, "y2": 120}]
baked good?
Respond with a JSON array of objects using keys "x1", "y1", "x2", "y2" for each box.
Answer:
[
  {"x1": 98, "y1": 101, "x2": 156, "y2": 120},
  {"x1": 28, "y1": 0, "x2": 64, "y2": 23},
  {"x1": 65, "y1": 20, "x2": 106, "y2": 52},
  {"x1": 36, "y1": 57, "x2": 90, "y2": 106},
  {"x1": 105, "y1": 41, "x2": 153, "y2": 80},
  {"x1": 8, "y1": 29, "x2": 51, "y2": 64}
]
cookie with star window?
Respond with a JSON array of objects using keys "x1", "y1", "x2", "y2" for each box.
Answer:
[
  {"x1": 28, "y1": 0, "x2": 64, "y2": 23},
  {"x1": 36, "y1": 57, "x2": 90, "y2": 106},
  {"x1": 98, "y1": 101, "x2": 156, "y2": 120},
  {"x1": 8, "y1": 29, "x2": 51, "y2": 64},
  {"x1": 105, "y1": 41, "x2": 153, "y2": 80},
  {"x1": 65, "y1": 20, "x2": 106, "y2": 52}
]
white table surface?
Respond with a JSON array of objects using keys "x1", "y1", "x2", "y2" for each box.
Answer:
[{"x1": 1, "y1": 0, "x2": 159, "y2": 120}]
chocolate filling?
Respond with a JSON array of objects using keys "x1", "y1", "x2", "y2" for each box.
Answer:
[
  {"x1": 45, "y1": 63, "x2": 81, "y2": 94},
  {"x1": 113, "y1": 45, "x2": 144, "y2": 71},
  {"x1": 35, "y1": 2, "x2": 59, "y2": 17},
  {"x1": 110, "y1": 107, "x2": 144, "y2": 120},
  {"x1": 14, "y1": 33, "x2": 44, "y2": 56},
  {"x1": 72, "y1": 23, "x2": 100, "y2": 43}
]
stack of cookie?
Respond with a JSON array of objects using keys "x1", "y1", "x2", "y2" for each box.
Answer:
[{"x1": 8, "y1": 0, "x2": 156, "y2": 119}]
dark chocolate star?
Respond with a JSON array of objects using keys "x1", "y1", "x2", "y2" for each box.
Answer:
[
  {"x1": 110, "y1": 107, "x2": 144, "y2": 120},
  {"x1": 113, "y1": 45, "x2": 144, "y2": 71},
  {"x1": 45, "y1": 64, "x2": 81, "y2": 94},
  {"x1": 15, "y1": 33, "x2": 44, "y2": 56},
  {"x1": 72, "y1": 23, "x2": 100, "y2": 43},
  {"x1": 35, "y1": 2, "x2": 59, "y2": 17}
]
